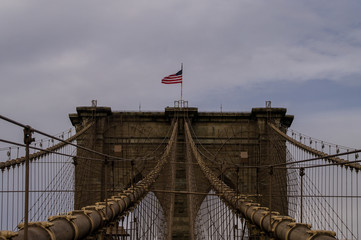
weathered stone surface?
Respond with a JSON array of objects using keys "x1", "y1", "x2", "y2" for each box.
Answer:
[{"x1": 69, "y1": 105, "x2": 293, "y2": 239}]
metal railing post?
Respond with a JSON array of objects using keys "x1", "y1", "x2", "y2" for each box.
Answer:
[
  {"x1": 300, "y1": 167, "x2": 305, "y2": 223},
  {"x1": 23, "y1": 126, "x2": 34, "y2": 240},
  {"x1": 104, "y1": 157, "x2": 108, "y2": 221},
  {"x1": 269, "y1": 166, "x2": 273, "y2": 231}
]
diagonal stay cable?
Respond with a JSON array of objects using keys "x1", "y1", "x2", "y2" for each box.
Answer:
[
  {"x1": 268, "y1": 122, "x2": 361, "y2": 170},
  {"x1": 2, "y1": 120, "x2": 179, "y2": 240},
  {"x1": 184, "y1": 120, "x2": 337, "y2": 240},
  {"x1": 0, "y1": 114, "x2": 124, "y2": 161}
]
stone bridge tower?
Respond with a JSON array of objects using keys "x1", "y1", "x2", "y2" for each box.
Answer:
[{"x1": 69, "y1": 104, "x2": 293, "y2": 239}]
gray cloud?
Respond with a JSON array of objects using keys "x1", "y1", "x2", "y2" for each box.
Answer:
[{"x1": 1, "y1": 0, "x2": 361, "y2": 148}]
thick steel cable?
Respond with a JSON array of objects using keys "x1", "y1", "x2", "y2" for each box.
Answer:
[
  {"x1": 269, "y1": 123, "x2": 361, "y2": 171},
  {"x1": 7, "y1": 147, "x2": 76, "y2": 231},
  {"x1": 1, "y1": 115, "x2": 177, "y2": 228},
  {"x1": 184, "y1": 120, "x2": 337, "y2": 240},
  {"x1": 0, "y1": 114, "x2": 115, "y2": 160},
  {"x1": 273, "y1": 123, "x2": 360, "y2": 239},
  {"x1": 0, "y1": 120, "x2": 178, "y2": 240},
  {"x1": 0, "y1": 115, "x2": 156, "y2": 164},
  {"x1": 183, "y1": 117, "x2": 361, "y2": 173},
  {"x1": 0, "y1": 122, "x2": 94, "y2": 170},
  {"x1": 268, "y1": 126, "x2": 299, "y2": 214},
  {"x1": 271, "y1": 129, "x2": 358, "y2": 239}
]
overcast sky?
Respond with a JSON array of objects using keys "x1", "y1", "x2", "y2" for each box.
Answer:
[{"x1": 1, "y1": 0, "x2": 361, "y2": 149}]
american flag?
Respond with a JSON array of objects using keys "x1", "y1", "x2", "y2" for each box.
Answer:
[{"x1": 161, "y1": 70, "x2": 182, "y2": 84}]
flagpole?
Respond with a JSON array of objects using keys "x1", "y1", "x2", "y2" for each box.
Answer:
[{"x1": 181, "y1": 63, "x2": 183, "y2": 104}]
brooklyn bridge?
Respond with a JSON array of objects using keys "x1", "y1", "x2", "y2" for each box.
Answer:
[{"x1": 0, "y1": 101, "x2": 360, "y2": 239}]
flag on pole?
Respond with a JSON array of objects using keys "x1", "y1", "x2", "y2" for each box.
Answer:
[{"x1": 161, "y1": 69, "x2": 182, "y2": 84}]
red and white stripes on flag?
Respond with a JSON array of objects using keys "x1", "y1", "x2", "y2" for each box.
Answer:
[{"x1": 161, "y1": 70, "x2": 182, "y2": 84}]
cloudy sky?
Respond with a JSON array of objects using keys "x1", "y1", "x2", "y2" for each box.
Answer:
[{"x1": 1, "y1": 0, "x2": 361, "y2": 149}]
